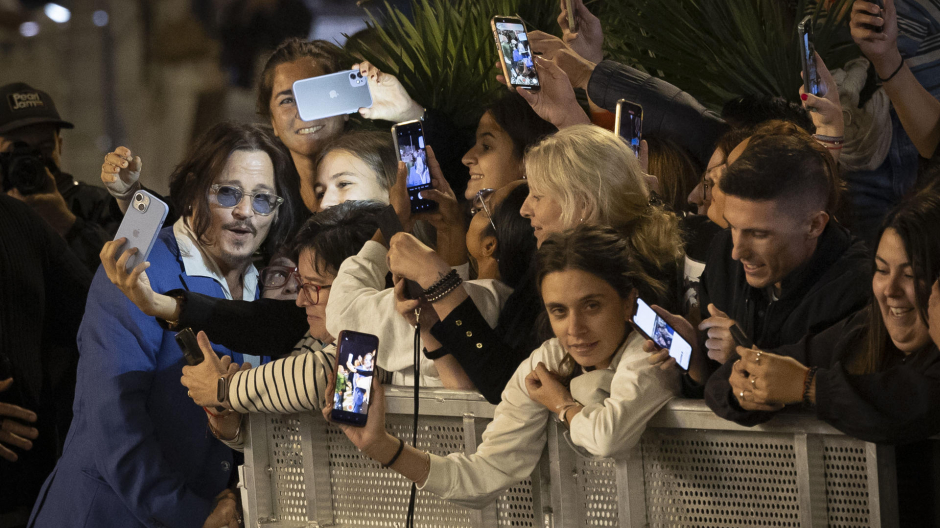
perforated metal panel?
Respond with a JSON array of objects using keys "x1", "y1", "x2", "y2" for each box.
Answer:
[
  {"x1": 496, "y1": 479, "x2": 536, "y2": 527},
  {"x1": 577, "y1": 457, "x2": 619, "y2": 527},
  {"x1": 267, "y1": 415, "x2": 309, "y2": 524},
  {"x1": 325, "y1": 414, "x2": 483, "y2": 527},
  {"x1": 641, "y1": 430, "x2": 801, "y2": 527},
  {"x1": 824, "y1": 436, "x2": 873, "y2": 528}
]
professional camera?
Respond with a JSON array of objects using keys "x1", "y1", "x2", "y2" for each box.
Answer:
[{"x1": 0, "y1": 142, "x2": 51, "y2": 195}]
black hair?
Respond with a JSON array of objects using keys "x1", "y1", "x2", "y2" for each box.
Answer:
[
  {"x1": 862, "y1": 184, "x2": 940, "y2": 372},
  {"x1": 719, "y1": 133, "x2": 831, "y2": 213},
  {"x1": 721, "y1": 94, "x2": 815, "y2": 134},
  {"x1": 483, "y1": 182, "x2": 537, "y2": 289},
  {"x1": 483, "y1": 92, "x2": 557, "y2": 160},
  {"x1": 290, "y1": 200, "x2": 386, "y2": 276}
]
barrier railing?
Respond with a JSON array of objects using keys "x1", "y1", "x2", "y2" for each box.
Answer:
[{"x1": 238, "y1": 386, "x2": 898, "y2": 528}]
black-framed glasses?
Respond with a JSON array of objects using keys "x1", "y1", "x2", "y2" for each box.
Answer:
[
  {"x1": 470, "y1": 188, "x2": 497, "y2": 232},
  {"x1": 259, "y1": 265, "x2": 299, "y2": 290},
  {"x1": 299, "y1": 282, "x2": 331, "y2": 305},
  {"x1": 209, "y1": 184, "x2": 284, "y2": 216}
]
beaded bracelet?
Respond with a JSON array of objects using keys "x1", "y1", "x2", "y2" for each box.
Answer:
[
  {"x1": 802, "y1": 366, "x2": 819, "y2": 408},
  {"x1": 425, "y1": 276, "x2": 463, "y2": 303},
  {"x1": 421, "y1": 269, "x2": 458, "y2": 299}
]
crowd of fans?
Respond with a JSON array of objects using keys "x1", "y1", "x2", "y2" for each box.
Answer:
[{"x1": 2, "y1": 0, "x2": 939, "y2": 526}]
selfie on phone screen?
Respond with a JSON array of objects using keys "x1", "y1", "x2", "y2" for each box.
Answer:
[
  {"x1": 333, "y1": 340, "x2": 376, "y2": 419},
  {"x1": 633, "y1": 299, "x2": 691, "y2": 370},
  {"x1": 495, "y1": 20, "x2": 539, "y2": 88}
]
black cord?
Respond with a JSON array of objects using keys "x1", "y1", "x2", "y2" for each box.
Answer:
[{"x1": 405, "y1": 310, "x2": 421, "y2": 527}]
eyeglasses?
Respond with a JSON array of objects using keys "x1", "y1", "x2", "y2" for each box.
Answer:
[
  {"x1": 298, "y1": 282, "x2": 331, "y2": 305},
  {"x1": 209, "y1": 184, "x2": 284, "y2": 216},
  {"x1": 470, "y1": 188, "x2": 497, "y2": 232},
  {"x1": 259, "y1": 265, "x2": 299, "y2": 290}
]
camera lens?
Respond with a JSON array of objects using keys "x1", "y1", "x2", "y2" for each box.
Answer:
[
  {"x1": 135, "y1": 193, "x2": 143, "y2": 201},
  {"x1": 350, "y1": 73, "x2": 356, "y2": 79},
  {"x1": 137, "y1": 203, "x2": 145, "y2": 211}
]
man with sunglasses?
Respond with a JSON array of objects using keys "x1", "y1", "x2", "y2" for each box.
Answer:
[{"x1": 30, "y1": 123, "x2": 298, "y2": 528}]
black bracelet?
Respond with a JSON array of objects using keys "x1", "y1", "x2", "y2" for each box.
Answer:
[
  {"x1": 423, "y1": 347, "x2": 451, "y2": 360},
  {"x1": 382, "y1": 437, "x2": 405, "y2": 468},
  {"x1": 878, "y1": 58, "x2": 905, "y2": 83},
  {"x1": 802, "y1": 366, "x2": 819, "y2": 408},
  {"x1": 426, "y1": 276, "x2": 463, "y2": 303},
  {"x1": 421, "y1": 269, "x2": 459, "y2": 299}
]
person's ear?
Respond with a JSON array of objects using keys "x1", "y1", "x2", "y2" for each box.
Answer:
[
  {"x1": 807, "y1": 210, "x2": 829, "y2": 239},
  {"x1": 270, "y1": 117, "x2": 280, "y2": 138},
  {"x1": 480, "y1": 235, "x2": 498, "y2": 259},
  {"x1": 622, "y1": 288, "x2": 638, "y2": 322},
  {"x1": 577, "y1": 200, "x2": 596, "y2": 224}
]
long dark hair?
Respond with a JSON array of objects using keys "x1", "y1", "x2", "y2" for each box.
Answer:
[
  {"x1": 536, "y1": 224, "x2": 666, "y2": 385},
  {"x1": 291, "y1": 200, "x2": 386, "y2": 276},
  {"x1": 168, "y1": 122, "x2": 301, "y2": 252},
  {"x1": 860, "y1": 184, "x2": 940, "y2": 373},
  {"x1": 483, "y1": 182, "x2": 537, "y2": 289},
  {"x1": 483, "y1": 92, "x2": 557, "y2": 160}
]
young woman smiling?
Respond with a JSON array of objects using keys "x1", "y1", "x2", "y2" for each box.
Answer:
[{"x1": 329, "y1": 225, "x2": 679, "y2": 506}]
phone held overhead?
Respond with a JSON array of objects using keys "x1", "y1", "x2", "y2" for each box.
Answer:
[
  {"x1": 331, "y1": 330, "x2": 380, "y2": 427},
  {"x1": 492, "y1": 15, "x2": 541, "y2": 91},
  {"x1": 798, "y1": 16, "x2": 823, "y2": 98},
  {"x1": 631, "y1": 298, "x2": 692, "y2": 370},
  {"x1": 614, "y1": 100, "x2": 643, "y2": 158},
  {"x1": 112, "y1": 190, "x2": 169, "y2": 272},
  {"x1": 292, "y1": 69, "x2": 373, "y2": 122},
  {"x1": 392, "y1": 119, "x2": 437, "y2": 213}
]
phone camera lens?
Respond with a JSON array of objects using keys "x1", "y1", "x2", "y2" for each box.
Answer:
[
  {"x1": 135, "y1": 193, "x2": 143, "y2": 202},
  {"x1": 137, "y1": 203, "x2": 145, "y2": 211},
  {"x1": 350, "y1": 73, "x2": 356, "y2": 79}
]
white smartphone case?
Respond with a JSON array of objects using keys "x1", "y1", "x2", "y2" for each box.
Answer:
[
  {"x1": 292, "y1": 70, "x2": 374, "y2": 122},
  {"x1": 113, "y1": 190, "x2": 169, "y2": 272}
]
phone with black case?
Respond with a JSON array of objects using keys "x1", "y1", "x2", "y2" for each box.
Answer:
[
  {"x1": 392, "y1": 120, "x2": 437, "y2": 214},
  {"x1": 175, "y1": 328, "x2": 204, "y2": 366},
  {"x1": 331, "y1": 330, "x2": 380, "y2": 427}
]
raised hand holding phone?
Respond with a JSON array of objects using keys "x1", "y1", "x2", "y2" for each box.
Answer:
[
  {"x1": 330, "y1": 331, "x2": 380, "y2": 427},
  {"x1": 492, "y1": 16, "x2": 541, "y2": 92},
  {"x1": 292, "y1": 70, "x2": 373, "y2": 122},
  {"x1": 111, "y1": 190, "x2": 168, "y2": 273},
  {"x1": 392, "y1": 120, "x2": 437, "y2": 214},
  {"x1": 849, "y1": 0, "x2": 901, "y2": 79}
]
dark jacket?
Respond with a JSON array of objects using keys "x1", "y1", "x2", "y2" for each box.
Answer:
[
  {"x1": 587, "y1": 60, "x2": 729, "y2": 168},
  {"x1": 57, "y1": 172, "x2": 122, "y2": 272},
  {"x1": 701, "y1": 221, "x2": 870, "y2": 406},
  {"x1": 704, "y1": 306, "x2": 940, "y2": 526},
  {"x1": 0, "y1": 195, "x2": 91, "y2": 517}
]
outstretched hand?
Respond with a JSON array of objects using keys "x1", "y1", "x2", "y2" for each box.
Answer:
[
  {"x1": 101, "y1": 146, "x2": 143, "y2": 199},
  {"x1": 100, "y1": 238, "x2": 175, "y2": 319},
  {"x1": 498, "y1": 56, "x2": 590, "y2": 129},
  {"x1": 849, "y1": 0, "x2": 901, "y2": 77},
  {"x1": 558, "y1": 0, "x2": 604, "y2": 63},
  {"x1": 354, "y1": 61, "x2": 425, "y2": 123}
]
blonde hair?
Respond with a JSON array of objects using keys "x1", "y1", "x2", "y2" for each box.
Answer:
[{"x1": 524, "y1": 125, "x2": 684, "y2": 269}]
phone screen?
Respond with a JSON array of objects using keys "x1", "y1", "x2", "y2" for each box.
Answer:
[
  {"x1": 331, "y1": 331, "x2": 380, "y2": 427},
  {"x1": 632, "y1": 298, "x2": 691, "y2": 370},
  {"x1": 799, "y1": 17, "x2": 820, "y2": 96},
  {"x1": 394, "y1": 121, "x2": 436, "y2": 213},
  {"x1": 494, "y1": 18, "x2": 540, "y2": 89},
  {"x1": 615, "y1": 100, "x2": 643, "y2": 158}
]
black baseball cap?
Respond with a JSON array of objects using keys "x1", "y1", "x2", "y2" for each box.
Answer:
[{"x1": 0, "y1": 82, "x2": 74, "y2": 135}]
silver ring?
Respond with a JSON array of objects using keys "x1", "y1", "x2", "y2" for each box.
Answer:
[
  {"x1": 750, "y1": 378, "x2": 757, "y2": 387},
  {"x1": 739, "y1": 391, "x2": 745, "y2": 398},
  {"x1": 187, "y1": 391, "x2": 192, "y2": 398}
]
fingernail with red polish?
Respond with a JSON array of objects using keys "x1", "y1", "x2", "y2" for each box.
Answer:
[{"x1": 800, "y1": 93, "x2": 808, "y2": 101}]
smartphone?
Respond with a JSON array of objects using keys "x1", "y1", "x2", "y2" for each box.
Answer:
[
  {"x1": 331, "y1": 330, "x2": 380, "y2": 427},
  {"x1": 113, "y1": 190, "x2": 169, "y2": 272},
  {"x1": 614, "y1": 99, "x2": 643, "y2": 158},
  {"x1": 729, "y1": 324, "x2": 754, "y2": 349},
  {"x1": 175, "y1": 328, "x2": 204, "y2": 366},
  {"x1": 566, "y1": 0, "x2": 578, "y2": 33},
  {"x1": 292, "y1": 70, "x2": 373, "y2": 122},
  {"x1": 631, "y1": 298, "x2": 692, "y2": 370},
  {"x1": 492, "y1": 16, "x2": 540, "y2": 91},
  {"x1": 798, "y1": 16, "x2": 821, "y2": 97},
  {"x1": 392, "y1": 120, "x2": 437, "y2": 214}
]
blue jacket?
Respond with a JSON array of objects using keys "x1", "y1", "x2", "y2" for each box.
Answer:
[{"x1": 29, "y1": 227, "x2": 254, "y2": 528}]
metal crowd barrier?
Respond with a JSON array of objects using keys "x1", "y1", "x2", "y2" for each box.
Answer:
[{"x1": 238, "y1": 386, "x2": 898, "y2": 528}]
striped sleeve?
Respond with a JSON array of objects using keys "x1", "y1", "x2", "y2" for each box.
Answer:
[{"x1": 229, "y1": 347, "x2": 336, "y2": 415}]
